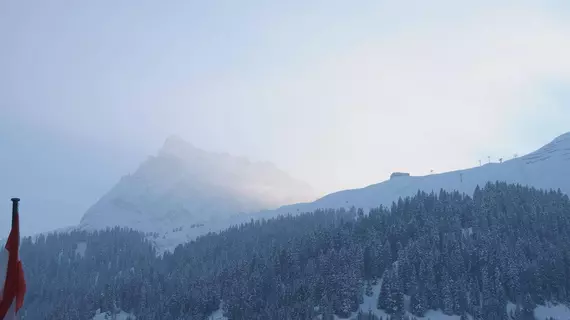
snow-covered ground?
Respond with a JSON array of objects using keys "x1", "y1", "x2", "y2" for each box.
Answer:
[
  {"x1": 90, "y1": 300, "x2": 570, "y2": 320},
  {"x1": 92, "y1": 309, "x2": 136, "y2": 320},
  {"x1": 75, "y1": 241, "x2": 87, "y2": 258},
  {"x1": 507, "y1": 301, "x2": 570, "y2": 320},
  {"x1": 90, "y1": 281, "x2": 570, "y2": 320},
  {"x1": 534, "y1": 302, "x2": 570, "y2": 320},
  {"x1": 332, "y1": 280, "x2": 570, "y2": 320},
  {"x1": 333, "y1": 280, "x2": 466, "y2": 320},
  {"x1": 207, "y1": 302, "x2": 228, "y2": 320},
  {"x1": 332, "y1": 280, "x2": 388, "y2": 320}
]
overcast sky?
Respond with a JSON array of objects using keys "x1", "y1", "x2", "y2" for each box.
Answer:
[{"x1": 1, "y1": 0, "x2": 570, "y2": 236}]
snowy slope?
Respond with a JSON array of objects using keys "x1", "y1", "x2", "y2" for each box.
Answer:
[
  {"x1": 79, "y1": 136, "x2": 314, "y2": 241},
  {"x1": 260, "y1": 132, "x2": 570, "y2": 219}
]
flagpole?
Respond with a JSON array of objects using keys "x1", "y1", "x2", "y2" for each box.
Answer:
[
  {"x1": 10, "y1": 198, "x2": 20, "y2": 250},
  {"x1": 10, "y1": 198, "x2": 19, "y2": 227}
]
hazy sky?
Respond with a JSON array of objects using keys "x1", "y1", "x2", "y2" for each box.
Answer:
[{"x1": 1, "y1": 0, "x2": 570, "y2": 236}]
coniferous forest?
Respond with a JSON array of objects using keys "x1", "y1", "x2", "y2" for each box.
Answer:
[{"x1": 16, "y1": 182, "x2": 570, "y2": 320}]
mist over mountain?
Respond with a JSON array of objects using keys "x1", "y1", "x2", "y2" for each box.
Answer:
[{"x1": 79, "y1": 136, "x2": 315, "y2": 239}]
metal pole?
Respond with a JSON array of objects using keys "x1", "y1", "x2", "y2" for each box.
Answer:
[{"x1": 11, "y1": 198, "x2": 20, "y2": 224}]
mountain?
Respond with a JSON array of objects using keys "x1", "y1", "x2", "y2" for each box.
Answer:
[
  {"x1": 80, "y1": 132, "x2": 570, "y2": 251},
  {"x1": 79, "y1": 136, "x2": 315, "y2": 246},
  {"x1": 263, "y1": 132, "x2": 570, "y2": 217}
]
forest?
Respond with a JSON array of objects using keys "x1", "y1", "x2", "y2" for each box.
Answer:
[{"x1": 18, "y1": 182, "x2": 570, "y2": 320}]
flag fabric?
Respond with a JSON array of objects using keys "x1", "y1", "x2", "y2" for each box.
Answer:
[{"x1": 0, "y1": 200, "x2": 26, "y2": 320}]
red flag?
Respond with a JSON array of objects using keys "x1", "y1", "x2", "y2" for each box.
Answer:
[{"x1": 0, "y1": 199, "x2": 26, "y2": 320}]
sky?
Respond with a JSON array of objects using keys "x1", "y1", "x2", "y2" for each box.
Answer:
[{"x1": 1, "y1": 0, "x2": 570, "y2": 236}]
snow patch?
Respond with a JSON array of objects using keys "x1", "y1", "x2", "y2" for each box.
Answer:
[
  {"x1": 506, "y1": 301, "x2": 570, "y2": 320},
  {"x1": 461, "y1": 227, "x2": 473, "y2": 238},
  {"x1": 207, "y1": 302, "x2": 227, "y2": 320},
  {"x1": 92, "y1": 309, "x2": 136, "y2": 320},
  {"x1": 420, "y1": 310, "x2": 463, "y2": 320},
  {"x1": 75, "y1": 241, "x2": 87, "y2": 258},
  {"x1": 534, "y1": 302, "x2": 570, "y2": 320},
  {"x1": 506, "y1": 302, "x2": 517, "y2": 315}
]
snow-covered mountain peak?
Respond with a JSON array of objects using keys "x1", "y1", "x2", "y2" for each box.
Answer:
[{"x1": 79, "y1": 137, "x2": 315, "y2": 240}]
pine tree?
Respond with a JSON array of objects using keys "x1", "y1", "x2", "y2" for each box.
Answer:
[
  {"x1": 385, "y1": 271, "x2": 404, "y2": 315},
  {"x1": 441, "y1": 270, "x2": 454, "y2": 315},
  {"x1": 366, "y1": 281, "x2": 374, "y2": 297},
  {"x1": 378, "y1": 274, "x2": 391, "y2": 310},
  {"x1": 521, "y1": 293, "x2": 535, "y2": 320},
  {"x1": 410, "y1": 291, "x2": 427, "y2": 317}
]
